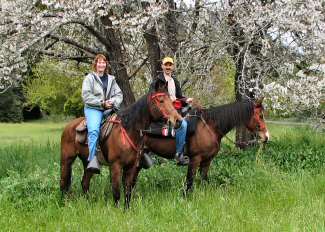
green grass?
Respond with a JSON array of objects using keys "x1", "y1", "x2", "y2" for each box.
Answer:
[
  {"x1": 0, "y1": 120, "x2": 324, "y2": 231},
  {"x1": 0, "y1": 121, "x2": 65, "y2": 145}
]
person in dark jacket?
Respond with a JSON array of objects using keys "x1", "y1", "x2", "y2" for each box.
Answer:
[{"x1": 149, "y1": 57, "x2": 192, "y2": 166}]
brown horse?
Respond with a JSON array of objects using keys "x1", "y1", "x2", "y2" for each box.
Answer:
[
  {"x1": 60, "y1": 91, "x2": 182, "y2": 208},
  {"x1": 142, "y1": 99, "x2": 269, "y2": 193}
]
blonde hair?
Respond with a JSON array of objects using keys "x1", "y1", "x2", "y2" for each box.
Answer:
[{"x1": 92, "y1": 54, "x2": 109, "y2": 74}]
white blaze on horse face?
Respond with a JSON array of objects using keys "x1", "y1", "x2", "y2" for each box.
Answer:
[
  {"x1": 265, "y1": 130, "x2": 270, "y2": 141},
  {"x1": 259, "y1": 129, "x2": 270, "y2": 142}
]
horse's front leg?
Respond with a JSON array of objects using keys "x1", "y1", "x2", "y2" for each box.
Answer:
[
  {"x1": 111, "y1": 162, "x2": 122, "y2": 207},
  {"x1": 132, "y1": 166, "x2": 142, "y2": 189},
  {"x1": 185, "y1": 155, "x2": 201, "y2": 195},
  {"x1": 79, "y1": 155, "x2": 94, "y2": 193},
  {"x1": 123, "y1": 164, "x2": 139, "y2": 210}
]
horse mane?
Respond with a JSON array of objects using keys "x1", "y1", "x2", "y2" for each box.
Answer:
[
  {"x1": 202, "y1": 100, "x2": 254, "y2": 135},
  {"x1": 117, "y1": 94, "x2": 149, "y2": 130}
]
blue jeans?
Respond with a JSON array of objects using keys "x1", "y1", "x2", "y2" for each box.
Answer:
[
  {"x1": 84, "y1": 107, "x2": 103, "y2": 161},
  {"x1": 175, "y1": 119, "x2": 187, "y2": 154}
]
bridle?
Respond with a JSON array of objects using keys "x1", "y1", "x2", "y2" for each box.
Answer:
[
  {"x1": 149, "y1": 92, "x2": 171, "y2": 119},
  {"x1": 252, "y1": 107, "x2": 267, "y2": 132}
]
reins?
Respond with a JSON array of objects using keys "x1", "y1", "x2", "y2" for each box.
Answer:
[
  {"x1": 109, "y1": 118, "x2": 139, "y2": 153},
  {"x1": 187, "y1": 113, "x2": 257, "y2": 148},
  {"x1": 106, "y1": 93, "x2": 171, "y2": 154}
]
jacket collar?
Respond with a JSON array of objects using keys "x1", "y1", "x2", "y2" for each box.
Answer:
[
  {"x1": 157, "y1": 72, "x2": 175, "y2": 82},
  {"x1": 92, "y1": 72, "x2": 108, "y2": 85}
]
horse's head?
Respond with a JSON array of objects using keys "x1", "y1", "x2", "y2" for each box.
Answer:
[
  {"x1": 246, "y1": 98, "x2": 270, "y2": 143},
  {"x1": 148, "y1": 92, "x2": 182, "y2": 126}
]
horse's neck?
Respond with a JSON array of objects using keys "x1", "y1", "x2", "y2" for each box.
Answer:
[
  {"x1": 120, "y1": 103, "x2": 150, "y2": 135},
  {"x1": 204, "y1": 102, "x2": 252, "y2": 137}
]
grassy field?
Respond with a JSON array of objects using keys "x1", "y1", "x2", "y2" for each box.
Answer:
[{"x1": 0, "y1": 121, "x2": 324, "y2": 231}]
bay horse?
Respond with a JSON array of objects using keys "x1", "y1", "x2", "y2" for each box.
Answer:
[
  {"x1": 142, "y1": 98, "x2": 269, "y2": 194},
  {"x1": 60, "y1": 91, "x2": 182, "y2": 208}
]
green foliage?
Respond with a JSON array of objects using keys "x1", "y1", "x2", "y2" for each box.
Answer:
[
  {"x1": 24, "y1": 59, "x2": 86, "y2": 117},
  {"x1": 212, "y1": 57, "x2": 236, "y2": 102},
  {"x1": 184, "y1": 57, "x2": 236, "y2": 107},
  {"x1": 0, "y1": 87, "x2": 23, "y2": 122},
  {"x1": 129, "y1": 69, "x2": 150, "y2": 99},
  {"x1": 63, "y1": 88, "x2": 84, "y2": 117}
]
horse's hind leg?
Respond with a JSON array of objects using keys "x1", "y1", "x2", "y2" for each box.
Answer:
[
  {"x1": 79, "y1": 155, "x2": 94, "y2": 193},
  {"x1": 199, "y1": 157, "x2": 213, "y2": 183},
  {"x1": 185, "y1": 156, "x2": 201, "y2": 194},
  {"x1": 60, "y1": 146, "x2": 77, "y2": 193},
  {"x1": 111, "y1": 162, "x2": 122, "y2": 207}
]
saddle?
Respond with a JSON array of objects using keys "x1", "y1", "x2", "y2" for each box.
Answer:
[
  {"x1": 75, "y1": 113, "x2": 117, "y2": 166},
  {"x1": 75, "y1": 113, "x2": 117, "y2": 145},
  {"x1": 144, "y1": 108, "x2": 201, "y2": 139}
]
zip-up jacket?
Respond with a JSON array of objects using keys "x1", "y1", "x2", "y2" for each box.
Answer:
[{"x1": 82, "y1": 72, "x2": 123, "y2": 111}]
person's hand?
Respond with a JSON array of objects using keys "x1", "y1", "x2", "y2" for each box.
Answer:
[
  {"x1": 104, "y1": 100, "x2": 113, "y2": 109},
  {"x1": 186, "y1": 98, "x2": 193, "y2": 104}
]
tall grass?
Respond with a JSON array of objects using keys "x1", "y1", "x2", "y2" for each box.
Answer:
[{"x1": 0, "y1": 121, "x2": 324, "y2": 231}]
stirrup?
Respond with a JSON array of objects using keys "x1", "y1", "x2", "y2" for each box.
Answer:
[
  {"x1": 175, "y1": 153, "x2": 189, "y2": 166},
  {"x1": 141, "y1": 152, "x2": 154, "y2": 169}
]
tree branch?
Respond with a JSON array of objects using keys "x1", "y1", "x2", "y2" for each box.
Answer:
[
  {"x1": 68, "y1": 20, "x2": 112, "y2": 50},
  {"x1": 191, "y1": 0, "x2": 201, "y2": 33},
  {"x1": 38, "y1": 50, "x2": 93, "y2": 63},
  {"x1": 128, "y1": 57, "x2": 148, "y2": 80},
  {"x1": 48, "y1": 34, "x2": 100, "y2": 55}
]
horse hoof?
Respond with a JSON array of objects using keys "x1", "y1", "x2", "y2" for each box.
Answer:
[{"x1": 114, "y1": 201, "x2": 120, "y2": 208}]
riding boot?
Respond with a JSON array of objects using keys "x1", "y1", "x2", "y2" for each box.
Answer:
[
  {"x1": 87, "y1": 156, "x2": 101, "y2": 174},
  {"x1": 175, "y1": 152, "x2": 189, "y2": 166},
  {"x1": 140, "y1": 152, "x2": 154, "y2": 169}
]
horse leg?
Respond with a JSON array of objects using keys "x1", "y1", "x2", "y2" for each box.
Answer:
[
  {"x1": 60, "y1": 146, "x2": 77, "y2": 193},
  {"x1": 79, "y1": 155, "x2": 94, "y2": 193},
  {"x1": 185, "y1": 156, "x2": 201, "y2": 195},
  {"x1": 199, "y1": 157, "x2": 213, "y2": 183},
  {"x1": 123, "y1": 164, "x2": 140, "y2": 210},
  {"x1": 132, "y1": 166, "x2": 142, "y2": 189},
  {"x1": 111, "y1": 162, "x2": 122, "y2": 207}
]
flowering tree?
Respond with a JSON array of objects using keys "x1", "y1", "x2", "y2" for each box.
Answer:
[
  {"x1": 0, "y1": 0, "x2": 170, "y2": 105},
  {"x1": 1, "y1": 0, "x2": 324, "y2": 120}
]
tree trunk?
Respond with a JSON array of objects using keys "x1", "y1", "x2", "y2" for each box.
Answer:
[
  {"x1": 144, "y1": 0, "x2": 179, "y2": 81},
  {"x1": 144, "y1": 26, "x2": 161, "y2": 80},
  {"x1": 164, "y1": 0, "x2": 178, "y2": 55},
  {"x1": 99, "y1": 16, "x2": 135, "y2": 106},
  {"x1": 227, "y1": 13, "x2": 256, "y2": 149}
]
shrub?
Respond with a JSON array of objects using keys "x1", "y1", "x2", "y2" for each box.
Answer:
[
  {"x1": 0, "y1": 87, "x2": 23, "y2": 122},
  {"x1": 24, "y1": 59, "x2": 86, "y2": 117}
]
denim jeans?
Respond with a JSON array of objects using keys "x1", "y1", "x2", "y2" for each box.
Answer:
[
  {"x1": 84, "y1": 107, "x2": 103, "y2": 161},
  {"x1": 175, "y1": 119, "x2": 188, "y2": 154}
]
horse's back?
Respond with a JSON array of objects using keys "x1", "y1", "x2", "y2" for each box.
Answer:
[{"x1": 61, "y1": 117, "x2": 84, "y2": 140}]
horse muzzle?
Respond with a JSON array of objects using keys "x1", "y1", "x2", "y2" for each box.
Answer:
[{"x1": 259, "y1": 130, "x2": 270, "y2": 143}]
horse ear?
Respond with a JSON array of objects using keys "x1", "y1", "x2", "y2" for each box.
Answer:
[
  {"x1": 155, "y1": 81, "x2": 168, "y2": 93},
  {"x1": 255, "y1": 97, "x2": 264, "y2": 106}
]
